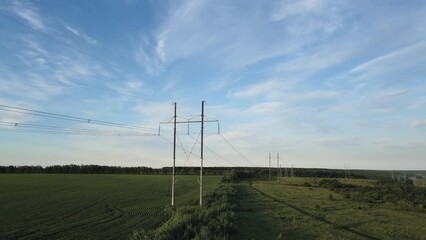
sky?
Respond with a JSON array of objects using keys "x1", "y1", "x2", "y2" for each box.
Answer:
[{"x1": 0, "y1": 0, "x2": 425, "y2": 170}]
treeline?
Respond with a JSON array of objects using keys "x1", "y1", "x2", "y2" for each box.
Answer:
[
  {"x1": 0, "y1": 165, "x2": 368, "y2": 178},
  {"x1": 0, "y1": 165, "x2": 232, "y2": 175}
]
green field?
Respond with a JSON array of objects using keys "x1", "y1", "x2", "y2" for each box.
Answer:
[
  {"x1": 234, "y1": 178, "x2": 426, "y2": 240},
  {"x1": 0, "y1": 174, "x2": 221, "y2": 240}
]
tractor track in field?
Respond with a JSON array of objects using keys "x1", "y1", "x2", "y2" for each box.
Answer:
[
  {"x1": 27, "y1": 203, "x2": 171, "y2": 240},
  {"x1": 250, "y1": 182, "x2": 381, "y2": 240},
  {"x1": 9, "y1": 194, "x2": 117, "y2": 240},
  {"x1": 95, "y1": 206, "x2": 171, "y2": 240}
]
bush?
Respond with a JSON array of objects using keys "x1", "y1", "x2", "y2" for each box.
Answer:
[{"x1": 319, "y1": 178, "x2": 426, "y2": 211}]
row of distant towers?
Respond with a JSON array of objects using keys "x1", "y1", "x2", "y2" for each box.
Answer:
[
  {"x1": 269, "y1": 156, "x2": 353, "y2": 180},
  {"x1": 267, "y1": 152, "x2": 294, "y2": 181}
]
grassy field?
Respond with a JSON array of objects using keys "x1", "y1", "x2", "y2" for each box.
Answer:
[
  {"x1": 0, "y1": 174, "x2": 221, "y2": 240},
  {"x1": 238, "y1": 177, "x2": 426, "y2": 240}
]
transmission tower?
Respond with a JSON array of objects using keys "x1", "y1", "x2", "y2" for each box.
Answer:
[
  {"x1": 159, "y1": 101, "x2": 219, "y2": 206},
  {"x1": 268, "y1": 152, "x2": 271, "y2": 181},
  {"x1": 277, "y1": 152, "x2": 280, "y2": 181}
]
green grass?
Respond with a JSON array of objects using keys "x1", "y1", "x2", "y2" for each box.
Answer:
[
  {"x1": 0, "y1": 174, "x2": 221, "y2": 240},
  {"x1": 249, "y1": 177, "x2": 426, "y2": 240},
  {"x1": 233, "y1": 182, "x2": 282, "y2": 240}
]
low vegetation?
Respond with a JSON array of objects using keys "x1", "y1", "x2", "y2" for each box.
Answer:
[
  {"x1": 130, "y1": 183, "x2": 237, "y2": 240},
  {"x1": 242, "y1": 177, "x2": 426, "y2": 239},
  {"x1": 319, "y1": 178, "x2": 426, "y2": 210}
]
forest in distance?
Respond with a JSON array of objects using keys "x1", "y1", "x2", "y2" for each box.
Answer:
[{"x1": 2, "y1": 164, "x2": 425, "y2": 180}]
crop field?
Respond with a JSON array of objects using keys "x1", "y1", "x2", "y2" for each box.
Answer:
[
  {"x1": 0, "y1": 174, "x2": 221, "y2": 240},
  {"x1": 234, "y1": 177, "x2": 426, "y2": 240}
]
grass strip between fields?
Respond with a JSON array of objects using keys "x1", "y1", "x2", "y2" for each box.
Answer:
[
  {"x1": 130, "y1": 183, "x2": 237, "y2": 240},
  {"x1": 250, "y1": 182, "x2": 381, "y2": 240}
]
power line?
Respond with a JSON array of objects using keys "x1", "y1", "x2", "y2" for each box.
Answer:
[
  {"x1": 158, "y1": 135, "x2": 201, "y2": 159},
  {"x1": 0, "y1": 121, "x2": 156, "y2": 136},
  {"x1": 176, "y1": 133, "x2": 189, "y2": 159},
  {"x1": 0, "y1": 104, "x2": 167, "y2": 133},
  {"x1": 159, "y1": 131, "x2": 221, "y2": 167},
  {"x1": 0, "y1": 127, "x2": 153, "y2": 137},
  {"x1": 219, "y1": 134, "x2": 257, "y2": 167},
  {"x1": 183, "y1": 132, "x2": 200, "y2": 167},
  {"x1": 187, "y1": 134, "x2": 235, "y2": 167}
]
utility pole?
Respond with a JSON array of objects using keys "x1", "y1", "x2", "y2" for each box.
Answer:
[
  {"x1": 200, "y1": 100, "x2": 205, "y2": 206},
  {"x1": 277, "y1": 152, "x2": 279, "y2": 181},
  {"x1": 159, "y1": 101, "x2": 218, "y2": 207},
  {"x1": 348, "y1": 163, "x2": 350, "y2": 179},
  {"x1": 171, "y1": 102, "x2": 177, "y2": 206},
  {"x1": 269, "y1": 152, "x2": 271, "y2": 181},
  {"x1": 344, "y1": 163, "x2": 347, "y2": 179}
]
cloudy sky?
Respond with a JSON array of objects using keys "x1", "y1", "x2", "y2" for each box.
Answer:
[{"x1": 0, "y1": 0, "x2": 425, "y2": 170}]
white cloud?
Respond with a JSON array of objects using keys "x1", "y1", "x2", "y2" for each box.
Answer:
[
  {"x1": 347, "y1": 41, "x2": 426, "y2": 84},
  {"x1": 233, "y1": 80, "x2": 281, "y2": 97},
  {"x1": 247, "y1": 101, "x2": 284, "y2": 114},
  {"x1": 412, "y1": 120, "x2": 426, "y2": 128},
  {"x1": 63, "y1": 24, "x2": 97, "y2": 45},
  {"x1": 149, "y1": 0, "x2": 346, "y2": 73},
  {"x1": 271, "y1": 0, "x2": 327, "y2": 21},
  {"x1": 134, "y1": 101, "x2": 175, "y2": 125},
  {"x1": 134, "y1": 34, "x2": 165, "y2": 75},
  {"x1": 289, "y1": 91, "x2": 340, "y2": 101},
  {"x1": 314, "y1": 137, "x2": 360, "y2": 149},
  {"x1": 11, "y1": 0, "x2": 46, "y2": 30}
]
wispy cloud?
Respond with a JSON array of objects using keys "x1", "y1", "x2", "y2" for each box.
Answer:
[
  {"x1": 314, "y1": 137, "x2": 360, "y2": 149},
  {"x1": 151, "y1": 0, "x2": 347, "y2": 74},
  {"x1": 134, "y1": 34, "x2": 165, "y2": 75},
  {"x1": 11, "y1": 0, "x2": 46, "y2": 30},
  {"x1": 271, "y1": 0, "x2": 343, "y2": 35},
  {"x1": 412, "y1": 119, "x2": 426, "y2": 128},
  {"x1": 233, "y1": 80, "x2": 281, "y2": 97},
  {"x1": 63, "y1": 24, "x2": 97, "y2": 45}
]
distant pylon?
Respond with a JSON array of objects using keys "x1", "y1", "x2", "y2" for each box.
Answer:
[
  {"x1": 277, "y1": 152, "x2": 280, "y2": 181},
  {"x1": 268, "y1": 152, "x2": 271, "y2": 181}
]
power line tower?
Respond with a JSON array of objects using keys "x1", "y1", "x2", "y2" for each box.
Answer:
[
  {"x1": 268, "y1": 152, "x2": 271, "y2": 181},
  {"x1": 344, "y1": 163, "x2": 347, "y2": 179},
  {"x1": 348, "y1": 163, "x2": 351, "y2": 179},
  {"x1": 291, "y1": 164, "x2": 295, "y2": 177},
  {"x1": 277, "y1": 152, "x2": 280, "y2": 181},
  {"x1": 285, "y1": 167, "x2": 288, "y2": 177},
  {"x1": 171, "y1": 102, "x2": 177, "y2": 206},
  {"x1": 159, "y1": 101, "x2": 219, "y2": 206}
]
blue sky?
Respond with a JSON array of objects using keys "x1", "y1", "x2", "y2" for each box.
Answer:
[{"x1": 0, "y1": 0, "x2": 425, "y2": 169}]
